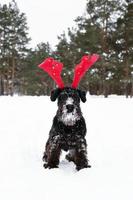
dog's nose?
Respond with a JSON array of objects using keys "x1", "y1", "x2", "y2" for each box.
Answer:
[{"x1": 66, "y1": 104, "x2": 74, "y2": 113}]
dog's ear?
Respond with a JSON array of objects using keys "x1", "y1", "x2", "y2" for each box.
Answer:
[
  {"x1": 50, "y1": 88, "x2": 61, "y2": 101},
  {"x1": 77, "y1": 89, "x2": 87, "y2": 103}
]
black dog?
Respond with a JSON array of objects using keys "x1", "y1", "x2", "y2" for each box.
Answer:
[{"x1": 43, "y1": 87, "x2": 91, "y2": 170}]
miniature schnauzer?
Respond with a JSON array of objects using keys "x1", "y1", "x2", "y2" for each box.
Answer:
[{"x1": 42, "y1": 87, "x2": 91, "y2": 170}]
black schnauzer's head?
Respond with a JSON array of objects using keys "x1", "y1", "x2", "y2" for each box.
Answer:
[
  {"x1": 50, "y1": 87, "x2": 87, "y2": 126},
  {"x1": 50, "y1": 87, "x2": 87, "y2": 104}
]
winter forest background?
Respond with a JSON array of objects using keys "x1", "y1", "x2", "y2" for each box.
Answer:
[{"x1": 0, "y1": 0, "x2": 133, "y2": 97}]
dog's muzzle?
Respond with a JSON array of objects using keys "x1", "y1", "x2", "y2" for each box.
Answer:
[{"x1": 66, "y1": 104, "x2": 74, "y2": 113}]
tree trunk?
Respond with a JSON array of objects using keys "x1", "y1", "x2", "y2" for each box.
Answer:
[
  {"x1": 131, "y1": 81, "x2": 133, "y2": 98},
  {"x1": 0, "y1": 74, "x2": 4, "y2": 95},
  {"x1": 11, "y1": 56, "x2": 15, "y2": 96}
]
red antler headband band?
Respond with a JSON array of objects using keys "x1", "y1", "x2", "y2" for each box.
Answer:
[
  {"x1": 38, "y1": 54, "x2": 99, "y2": 89},
  {"x1": 71, "y1": 54, "x2": 99, "y2": 88},
  {"x1": 38, "y1": 57, "x2": 64, "y2": 88}
]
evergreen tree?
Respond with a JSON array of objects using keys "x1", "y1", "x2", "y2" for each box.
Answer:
[
  {"x1": 55, "y1": 33, "x2": 76, "y2": 86},
  {"x1": 19, "y1": 42, "x2": 53, "y2": 95},
  {"x1": 0, "y1": 0, "x2": 30, "y2": 95},
  {"x1": 55, "y1": 0, "x2": 128, "y2": 96},
  {"x1": 115, "y1": 0, "x2": 133, "y2": 97}
]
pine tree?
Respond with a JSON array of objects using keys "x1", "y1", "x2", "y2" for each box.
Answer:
[
  {"x1": 19, "y1": 42, "x2": 53, "y2": 95},
  {"x1": 0, "y1": 0, "x2": 30, "y2": 95},
  {"x1": 55, "y1": 33, "x2": 76, "y2": 86},
  {"x1": 55, "y1": 0, "x2": 127, "y2": 96},
  {"x1": 115, "y1": 0, "x2": 133, "y2": 97}
]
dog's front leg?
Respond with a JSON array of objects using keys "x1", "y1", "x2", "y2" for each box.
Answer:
[
  {"x1": 75, "y1": 138, "x2": 91, "y2": 171},
  {"x1": 43, "y1": 135, "x2": 61, "y2": 169}
]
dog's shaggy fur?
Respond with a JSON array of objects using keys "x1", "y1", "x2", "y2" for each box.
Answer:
[{"x1": 43, "y1": 87, "x2": 90, "y2": 170}]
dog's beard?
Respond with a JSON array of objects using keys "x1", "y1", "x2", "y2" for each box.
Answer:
[{"x1": 59, "y1": 105, "x2": 80, "y2": 126}]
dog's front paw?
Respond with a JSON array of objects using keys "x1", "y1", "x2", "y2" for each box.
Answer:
[
  {"x1": 43, "y1": 163, "x2": 59, "y2": 169},
  {"x1": 76, "y1": 164, "x2": 91, "y2": 171}
]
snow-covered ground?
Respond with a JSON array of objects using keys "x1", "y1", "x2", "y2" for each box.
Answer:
[{"x1": 0, "y1": 95, "x2": 133, "y2": 200}]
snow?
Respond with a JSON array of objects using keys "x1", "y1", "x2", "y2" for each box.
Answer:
[{"x1": 0, "y1": 95, "x2": 133, "y2": 200}]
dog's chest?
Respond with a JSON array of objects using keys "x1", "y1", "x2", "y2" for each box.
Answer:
[
  {"x1": 61, "y1": 112, "x2": 80, "y2": 126},
  {"x1": 52, "y1": 116, "x2": 86, "y2": 151},
  {"x1": 59, "y1": 121, "x2": 83, "y2": 142}
]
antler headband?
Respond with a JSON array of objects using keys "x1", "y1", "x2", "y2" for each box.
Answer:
[{"x1": 38, "y1": 54, "x2": 99, "y2": 89}]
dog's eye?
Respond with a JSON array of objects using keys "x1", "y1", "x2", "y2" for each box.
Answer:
[
  {"x1": 59, "y1": 93, "x2": 68, "y2": 101},
  {"x1": 73, "y1": 95, "x2": 80, "y2": 103}
]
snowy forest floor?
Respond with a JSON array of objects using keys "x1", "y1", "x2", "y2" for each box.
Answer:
[{"x1": 0, "y1": 95, "x2": 133, "y2": 200}]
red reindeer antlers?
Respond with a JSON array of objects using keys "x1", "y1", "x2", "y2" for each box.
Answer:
[
  {"x1": 38, "y1": 54, "x2": 99, "y2": 89},
  {"x1": 71, "y1": 54, "x2": 99, "y2": 88},
  {"x1": 38, "y1": 57, "x2": 65, "y2": 88}
]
